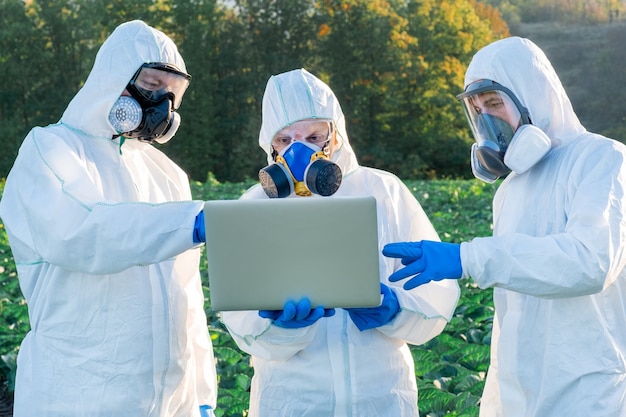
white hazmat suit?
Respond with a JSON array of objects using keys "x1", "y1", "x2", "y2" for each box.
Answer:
[
  {"x1": 221, "y1": 69, "x2": 460, "y2": 417},
  {"x1": 459, "y1": 37, "x2": 626, "y2": 416},
  {"x1": 0, "y1": 20, "x2": 217, "y2": 416}
]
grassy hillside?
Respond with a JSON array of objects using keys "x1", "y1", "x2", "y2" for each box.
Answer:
[{"x1": 513, "y1": 20, "x2": 626, "y2": 139}]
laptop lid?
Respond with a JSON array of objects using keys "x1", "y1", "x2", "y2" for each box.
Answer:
[{"x1": 203, "y1": 196, "x2": 381, "y2": 311}]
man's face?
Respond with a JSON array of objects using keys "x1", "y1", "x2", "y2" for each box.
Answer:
[
  {"x1": 272, "y1": 119, "x2": 337, "y2": 156},
  {"x1": 469, "y1": 90, "x2": 522, "y2": 131},
  {"x1": 134, "y1": 67, "x2": 176, "y2": 91},
  {"x1": 126, "y1": 65, "x2": 191, "y2": 109}
]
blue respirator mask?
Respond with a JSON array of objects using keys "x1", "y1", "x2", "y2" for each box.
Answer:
[
  {"x1": 108, "y1": 62, "x2": 191, "y2": 144},
  {"x1": 259, "y1": 140, "x2": 342, "y2": 198},
  {"x1": 457, "y1": 79, "x2": 551, "y2": 183}
]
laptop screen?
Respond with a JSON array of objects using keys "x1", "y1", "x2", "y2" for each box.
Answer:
[{"x1": 203, "y1": 196, "x2": 382, "y2": 311}]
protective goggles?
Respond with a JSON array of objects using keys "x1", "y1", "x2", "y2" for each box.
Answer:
[
  {"x1": 456, "y1": 79, "x2": 530, "y2": 149},
  {"x1": 129, "y1": 62, "x2": 191, "y2": 109},
  {"x1": 271, "y1": 120, "x2": 334, "y2": 154}
]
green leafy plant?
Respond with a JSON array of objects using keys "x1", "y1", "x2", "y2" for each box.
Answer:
[
  {"x1": 406, "y1": 179, "x2": 497, "y2": 417},
  {"x1": 0, "y1": 222, "x2": 27, "y2": 397}
]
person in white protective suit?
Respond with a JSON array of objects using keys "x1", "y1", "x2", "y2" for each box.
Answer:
[
  {"x1": 0, "y1": 20, "x2": 217, "y2": 417},
  {"x1": 220, "y1": 68, "x2": 460, "y2": 417},
  {"x1": 383, "y1": 36, "x2": 626, "y2": 417}
]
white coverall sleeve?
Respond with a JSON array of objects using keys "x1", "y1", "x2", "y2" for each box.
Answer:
[
  {"x1": 0, "y1": 129, "x2": 202, "y2": 274},
  {"x1": 365, "y1": 171, "x2": 460, "y2": 345},
  {"x1": 377, "y1": 286, "x2": 455, "y2": 344},
  {"x1": 461, "y1": 138, "x2": 626, "y2": 298},
  {"x1": 221, "y1": 310, "x2": 319, "y2": 360}
]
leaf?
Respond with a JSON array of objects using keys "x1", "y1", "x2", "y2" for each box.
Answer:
[
  {"x1": 417, "y1": 387, "x2": 457, "y2": 415},
  {"x1": 456, "y1": 344, "x2": 491, "y2": 372},
  {"x1": 235, "y1": 373, "x2": 251, "y2": 392},
  {"x1": 213, "y1": 346, "x2": 244, "y2": 366}
]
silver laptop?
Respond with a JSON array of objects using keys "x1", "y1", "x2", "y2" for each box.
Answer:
[{"x1": 203, "y1": 196, "x2": 382, "y2": 311}]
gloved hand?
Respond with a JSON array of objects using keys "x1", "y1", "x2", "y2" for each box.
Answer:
[
  {"x1": 382, "y1": 240, "x2": 462, "y2": 290},
  {"x1": 199, "y1": 405, "x2": 214, "y2": 417},
  {"x1": 259, "y1": 298, "x2": 335, "y2": 329},
  {"x1": 193, "y1": 210, "x2": 205, "y2": 243},
  {"x1": 345, "y1": 283, "x2": 400, "y2": 331}
]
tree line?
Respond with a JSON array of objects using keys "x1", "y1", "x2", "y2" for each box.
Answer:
[{"x1": 1, "y1": 0, "x2": 510, "y2": 182}]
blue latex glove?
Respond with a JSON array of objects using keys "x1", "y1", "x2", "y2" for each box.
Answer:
[
  {"x1": 382, "y1": 240, "x2": 462, "y2": 290},
  {"x1": 199, "y1": 405, "x2": 214, "y2": 417},
  {"x1": 345, "y1": 283, "x2": 400, "y2": 331},
  {"x1": 259, "y1": 298, "x2": 335, "y2": 329},
  {"x1": 193, "y1": 210, "x2": 205, "y2": 243}
]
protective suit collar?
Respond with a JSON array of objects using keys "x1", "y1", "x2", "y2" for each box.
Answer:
[
  {"x1": 61, "y1": 20, "x2": 188, "y2": 140},
  {"x1": 259, "y1": 68, "x2": 359, "y2": 176},
  {"x1": 463, "y1": 37, "x2": 585, "y2": 148}
]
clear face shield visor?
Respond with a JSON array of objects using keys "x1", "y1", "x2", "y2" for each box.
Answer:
[
  {"x1": 129, "y1": 63, "x2": 191, "y2": 109},
  {"x1": 456, "y1": 79, "x2": 530, "y2": 153}
]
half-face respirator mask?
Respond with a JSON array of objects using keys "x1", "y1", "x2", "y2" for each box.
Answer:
[
  {"x1": 108, "y1": 62, "x2": 191, "y2": 144},
  {"x1": 258, "y1": 125, "x2": 342, "y2": 198},
  {"x1": 457, "y1": 79, "x2": 551, "y2": 183}
]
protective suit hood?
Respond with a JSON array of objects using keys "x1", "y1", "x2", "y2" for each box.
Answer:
[
  {"x1": 464, "y1": 37, "x2": 585, "y2": 147},
  {"x1": 259, "y1": 68, "x2": 360, "y2": 175},
  {"x1": 61, "y1": 20, "x2": 187, "y2": 138}
]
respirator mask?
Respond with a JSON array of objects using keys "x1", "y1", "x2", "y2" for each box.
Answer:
[
  {"x1": 259, "y1": 123, "x2": 342, "y2": 198},
  {"x1": 457, "y1": 79, "x2": 551, "y2": 183},
  {"x1": 108, "y1": 62, "x2": 191, "y2": 144}
]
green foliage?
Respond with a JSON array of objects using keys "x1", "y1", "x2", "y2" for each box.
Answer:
[
  {"x1": 312, "y1": 0, "x2": 503, "y2": 179},
  {"x1": 0, "y1": 0, "x2": 52, "y2": 174},
  {"x1": 0, "y1": 0, "x2": 509, "y2": 183},
  {"x1": 408, "y1": 179, "x2": 496, "y2": 417},
  {"x1": 3, "y1": 0, "x2": 626, "y2": 184},
  {"x1": 0, "y1": 178, "x2": 497, "y2": 416},
  {"x1": 0, "y1": 224, "x2": 24, "y2": 395},
  {"x1": 385, "y1": 0, "x2": 503, "y2": 179},
  {"x1": 409, "y1": 179, "x2": 497, "y2": 241}
]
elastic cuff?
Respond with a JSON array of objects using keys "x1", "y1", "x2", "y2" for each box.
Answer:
[{"x1": 199, "y1": 404, "x2": 213, "y2": 417}]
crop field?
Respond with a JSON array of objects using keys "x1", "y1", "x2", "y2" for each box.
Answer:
[{"x1": 0, "y1": 178, "x2": 498, "y2": 417}]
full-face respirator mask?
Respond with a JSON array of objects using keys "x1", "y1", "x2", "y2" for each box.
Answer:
[
  {"x1": 108, "y1": 62, "x2": 191, "y2": 144},
  {"x1": 259, "y1": 123, "x2": 342, "y2": 198},
  {"x1": 457, "y1": 79, "x2": 552, "y2": 183}
]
